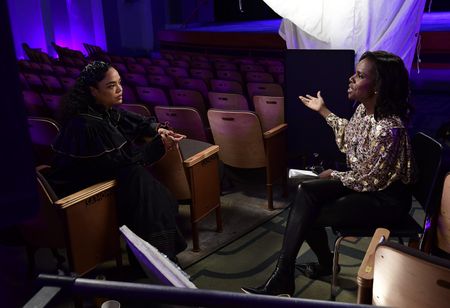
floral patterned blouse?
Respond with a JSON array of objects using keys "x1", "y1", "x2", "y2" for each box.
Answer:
[{"x1": 327, "y1": 104, "x2": 414, "y2": 192}]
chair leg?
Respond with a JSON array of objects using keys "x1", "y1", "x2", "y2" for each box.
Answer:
[
  {"x1": 266, "y1": 183, "x2": 274, "y2": 211},
  {"x1": 191, "y1": 221, "x2": 200, "y2": 252},
  {"x1": 215, "y1": 206, "x2": 223, "y2": 233},
  {"x1": 51, "y1": 248, "x2": 66, "y2": 274},
  {"x1": 282, "y1": 168, "x2": 288, "y2": 198},
  {"x1": 331, "y1": 236, "x2": 344, "y2": 300}
]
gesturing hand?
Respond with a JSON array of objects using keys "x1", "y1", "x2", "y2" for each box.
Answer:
[
  {"x1": 299, "y1": 91, "x2": 325, "y2": 112},
  {"x1": 299, "y1": 91, "x2": 331, "y2": 118}
]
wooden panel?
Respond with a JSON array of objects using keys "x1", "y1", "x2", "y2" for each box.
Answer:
[
  {"x1": 60, "y1": 186, "x2": 120, "y2": 275},
  {"x1": 186, "y1": 154, "x2": 221, "y2": 223}
]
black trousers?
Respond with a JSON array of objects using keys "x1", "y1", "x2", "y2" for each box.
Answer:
[{"x1": 280, "y1": 179, "x2": 412, "y2": 267}]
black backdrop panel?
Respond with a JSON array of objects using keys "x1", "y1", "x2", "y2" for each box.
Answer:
[{"x1": 285, "y1": 49, "x2": 355, "y2": 168}]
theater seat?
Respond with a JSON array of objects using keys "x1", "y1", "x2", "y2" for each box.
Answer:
[
  {"x1": 149, "y1": 139, "x2": 222, "y2": 252},
  {"x1": 28, "y1": 117, "x2": 60, "y2": 165},
  {"x1": 154, "y1": 106, "x2": 210, "y2": 143},
  {"x1": 20, "y1": 165, "x2": 122, "y2": 276},
  {"x1": 357, "y1": 228, "x2": 450, "y2": 307},
  {"x1": 207, "y1": 109, "x2": 288, "y2": 210}
]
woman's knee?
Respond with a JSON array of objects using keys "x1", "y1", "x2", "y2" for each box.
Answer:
[
  {"x1": 297, "y1": 179, "x2": 346, "y2": 204},
  {"x1": 297, "y1": 180, "x2": 324, "y2": 201}
]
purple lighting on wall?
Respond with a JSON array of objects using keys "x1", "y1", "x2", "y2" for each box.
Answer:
[
  {"x1": 7, "y1": 0, "x2": 107, "y2": 59},
  {"x1": 7, "y1": 0, "x2": 47, "y2": 59},
  {"x1": 66, "y1": 0, "x2": 94, "y2": 54}
]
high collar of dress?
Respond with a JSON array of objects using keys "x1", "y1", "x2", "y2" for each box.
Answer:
[{"x1": 87, "y1": 103, "x2": 119, "y2": 122}]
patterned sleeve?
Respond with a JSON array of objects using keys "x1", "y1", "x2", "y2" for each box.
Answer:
[
  {"x1": 325, "y1": 112, "x2": 349, "y2": 153},
  {"x1": 330, "y1": 126, "x2": 405, "y2": 192}
]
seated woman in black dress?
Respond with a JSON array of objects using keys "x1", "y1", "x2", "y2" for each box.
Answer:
[
  {"x1": 48, "y1": 61, "x2": 187, "y2": 261},
  {"x1": 242, "y1": 51, "x2": 415, "y2": 296}
]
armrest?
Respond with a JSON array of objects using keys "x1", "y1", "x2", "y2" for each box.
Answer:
[
  {"x1": 356, "y1": 228, "x2": 390, "y2": 304},
  {"x1": 184, "y1": 145, "x2": 219, "y2": 168},
  {"x1": 263, "y1": 123, "x2": 287, "y2": 139},
  {"x1": 358, "y1": 228, "x2": 390, "y2": 280},
  {"x1": 55, "y1": 179, "x2": 117, "y2": 209}
]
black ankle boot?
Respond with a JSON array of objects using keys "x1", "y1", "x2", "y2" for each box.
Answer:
[{"x1": 241, "y1": 266, "x2": 295, "y2": 297}]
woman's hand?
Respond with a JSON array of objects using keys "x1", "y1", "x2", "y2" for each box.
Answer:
[
  {"x1": 299, "y1": 91, "x2": 331, "y2": 118},
  {"x1": 158, "y1": 128, "x2": 186, "y2": 150},
  {"x1": 318, "y1": 169, "x2": 334, "y2": 179}
]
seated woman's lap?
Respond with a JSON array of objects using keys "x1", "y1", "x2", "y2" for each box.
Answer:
[{"x1": 299, "y1": 178, "x2": 406, "y2": 229}]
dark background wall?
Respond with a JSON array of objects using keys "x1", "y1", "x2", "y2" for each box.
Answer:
[
  {"x1": 425, "y1": 0, "x2": 450, "y2": 11},
  {"x1": 285, "y1": 50, "x2": 355, "y2": 168}
]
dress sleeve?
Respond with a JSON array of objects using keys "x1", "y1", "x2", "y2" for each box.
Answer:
[
  {"x1": 116, "y1": 108, "x2": 159, "y2": 140},
  {"x1": 330, "y1": 126, "x2": 406, "y2": 192},
  {"x1": 325, "y1": 112, "x2": 349, "y2": 153}
]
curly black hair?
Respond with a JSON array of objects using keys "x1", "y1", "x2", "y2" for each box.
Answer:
[
  {"x1": 58, "y1": 61, "x2": 111, "y2": 124},
  {"x1": 359, "y1": 51, "x2": 412, "y2": 122}
]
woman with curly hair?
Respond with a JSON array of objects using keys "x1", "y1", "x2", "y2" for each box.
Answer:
[
  {"x1": 243, "y1": 51, "x2": 415, "y2": 296},
  {"x1": 48, "y1": 61, "x2": 187, "y2": 261}
]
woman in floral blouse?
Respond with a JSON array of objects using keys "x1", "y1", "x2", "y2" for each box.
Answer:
[{"x1": 242, "y1": 51, "x2": 415, "y2": 297}]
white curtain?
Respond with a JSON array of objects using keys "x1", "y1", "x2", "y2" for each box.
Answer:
[{"x1": 263, "y1": 0, "x2": 426, "y2": 70}]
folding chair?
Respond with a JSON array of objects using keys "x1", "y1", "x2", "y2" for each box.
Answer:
[
  {"x1": 23, "y1": 90, "x2": 49, "y2": 117},
  {"x1": 210, "y1": 79, "x2": 243, "y2": 95},
  {"x1": 207, "y1": 109, "x2": 288, "y2": 210},
  {"x1": 247, "y1": 82, "x2": 283, "y2": 100},
  {"x1": 117, "y1": 104, "x2": 152, "y2": 117},
  {"x1": 208, "y1": 92, "x2": 249, "y2": 110},
  {"x1": 155, "y1": 106, "x2": 209, "y2": 142},
  {"x1": 330, "y1": 132, "x2": 443, "y2": 299},
  {"x1": 245, "y1": 72, "x2": 274, "y2": 83},
  {"x1": 124, "y1": 73, "x2": 149, "y2": 87},
  {"x1": 20, "y1": 166, "x2": 122, "y2": 276},
  {"x1": 357, "y1": 228, "x2": 450, "y2": 307},
  {"x1": 149, "y1": 139, "x2": 222, "y2": 251},
  {"x1": 27, "y1": 117, "x2": 60, "y2": 165},
  {"x1": 253, "y1": 95, "x2": 285, "y2": 131},
  {"x1": 169, "y1": 89, "x2": 207, "y2": 122},
  {"x1": 216, "y1": 70, "x2": 243, "y2": 83},
  {"x1": 127, "y1": 63, "x2": 146, "y2": 74},
  {"x1": 135, "y1": 86, "x2": 170, "y2": 111},
  {"x1": 177, "y1": 78, "x2": 209, "y2": 100}
]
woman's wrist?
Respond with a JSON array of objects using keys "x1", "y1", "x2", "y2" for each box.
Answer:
[{"x1": 318, "y1": 106, "x2": 331, "y2": 118}]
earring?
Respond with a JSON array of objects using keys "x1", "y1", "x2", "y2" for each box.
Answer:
[{"x1": 374, "y1": 91, "x2": 378, "y2": 95}]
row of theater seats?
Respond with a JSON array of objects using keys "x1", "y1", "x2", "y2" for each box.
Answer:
[
  {"x1": 19, "y1": 61, "x2": 286, "y2": 148},
  {"x1": 19, "y1": 58, "x2": 284, "y2": 103},
  {"x1": 28, "y1": 94, "x2": 287, "y2": 205},
  {"x1": 18, "y1": 43, "x2": 285, "y2": 121},
  {"x1": 110, "y1": 60, "x2": 284, "y2": 83}
]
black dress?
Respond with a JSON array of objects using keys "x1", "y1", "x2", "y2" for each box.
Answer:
[{"x1": 48, "y1": 104, "x2": 186, "y2": 259}]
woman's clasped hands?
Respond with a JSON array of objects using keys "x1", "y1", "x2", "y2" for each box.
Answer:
[{"x1": 158, "y1": 128, "x2": 186, "y2": 151}]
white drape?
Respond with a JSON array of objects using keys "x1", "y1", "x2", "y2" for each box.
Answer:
[{"x1": 263, "y1": 0, "x2": 427, "y2": 70}]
